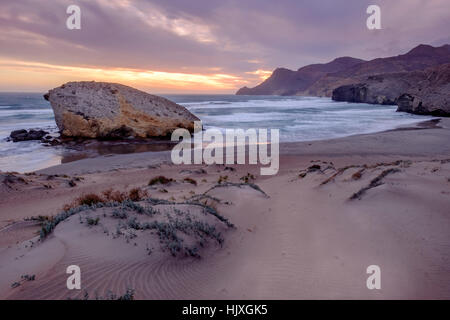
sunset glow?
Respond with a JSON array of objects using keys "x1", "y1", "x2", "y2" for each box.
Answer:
[
  {"x1": 1, "y1": 0, "x2": 449, "y2": 93},
  {"x1": 0, "y1": 58, "x2": 251, "y2": 93},
  {"x1": 246, "y1": 69, "x2": 273, "y2": 80}
]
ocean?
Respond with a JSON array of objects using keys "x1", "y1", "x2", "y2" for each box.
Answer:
[{"x1": 0, "y1": 93, "x2": 433, "y2": 173}]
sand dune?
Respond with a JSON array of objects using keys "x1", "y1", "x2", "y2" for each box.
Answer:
[{"x1": 1, "y1": 120, "x2": 450, "y2": 299}]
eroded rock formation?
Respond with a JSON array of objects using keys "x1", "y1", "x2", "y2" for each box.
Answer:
[{"x1": 44, "y1": 81, "x2": 199, "y2": 139}]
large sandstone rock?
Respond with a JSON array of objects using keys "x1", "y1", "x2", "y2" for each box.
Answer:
[{"x1": 44, "y1": 81, "x2": 199, "y2": 138}]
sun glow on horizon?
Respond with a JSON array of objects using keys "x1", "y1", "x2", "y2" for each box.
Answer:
[{"x1": 0, "y1": 58, "x2": 254, "y2": 93}]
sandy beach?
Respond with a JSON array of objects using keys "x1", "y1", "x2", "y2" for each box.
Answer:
[{"x1": 0, "y1": 118, "x2": 449, "y2": 299}]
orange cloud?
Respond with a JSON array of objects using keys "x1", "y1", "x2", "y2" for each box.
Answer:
[{"x1": 245, "y1": 69, "x2": 273, "y2": 80}]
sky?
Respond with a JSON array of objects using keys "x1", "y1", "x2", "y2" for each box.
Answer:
[{"x1": 0, "y1": 0, "x2": 449, "y2": 93}]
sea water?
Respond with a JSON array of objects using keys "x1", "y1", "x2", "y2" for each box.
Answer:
[{"x1": 0, "y1": 93, "x2": 432, "y2": 172}]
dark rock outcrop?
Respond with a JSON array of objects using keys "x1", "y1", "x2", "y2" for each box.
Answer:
[
  {"x1": 44, "y1": 81, "x2": 200, "y2": 139},
  {"x1": 332, "y1": 63, "x2": 450, "y2": 116},
  {"x1": 396, "y1": 63, "x2": 450, "y2": 116},
  {"x1": 8, "y1": 129, "x2": 49, "y2": 142},
  {"x1": 332, "y1": 84, "x2": 369, "y2": 104},
  {"x1": 331, "y1": 71, "x2": 425, "y2": 105}
]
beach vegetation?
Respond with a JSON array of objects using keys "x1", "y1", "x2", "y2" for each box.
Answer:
[
  {"x1": 183, "y1": 177, "x2": 197, "y2": 185},
  {"x1": 217, "y1": 175, "x2": 228, "y2": 184},
  {"x1": 240, "y1": 173, "x2": 255, "y2": 183},
  {"x1": 352, "y1": 170, "x2": 363, "y2": 180},
  {"x1": 77, "y1": 193, "x2": 104, "y2": 206},
  {"x1": 86, "y1": 216, "x2": 99, "y2": 226},
  {"x1": 350, "y1": 168, "x2": 401, "y2": 200},
  {"x1": 148, "y1": 176, "x2": 174, "y2": 185},
  {"x1": 128, "y1": 187, "x2": 148, "y2": 201}
]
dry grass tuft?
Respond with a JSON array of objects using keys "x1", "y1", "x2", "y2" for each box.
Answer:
[
  {"x1": 62, "y1": 187, "x2": 149, "y2": 211},
  {"x1": 148, "y1": 176, "x2": 174, "y2": 186},
  {"x1": 128, "y1": 187, "x2": 148, "y2": 201},
  {"x1": 183, "y1": 177, "x2": 197, "y2": 186},
  {"x1": 77, "y1": 193, "x2": 104, "y2": 206}
]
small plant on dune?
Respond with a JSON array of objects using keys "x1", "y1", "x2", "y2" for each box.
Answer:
[
  {"x1": 240, "y1": 173, "x2": 255, "y2": 183},
  {"x1": 148, "y1": 176, "x2": 174, "y2": 186},
  {"x1": 111, "y1": 208, "x2": 128, "y2": 219},
  {"x1": 44, "y1": 196, "x2": 156, "y2": 239},
  {"x1": 308, "y1": 164, "x2": 322, "y2": 172},
  {"x1": 117, "y1": 288, "x2": 135, "y2": 300},
  {"x1": 62, "y1": 201, "x2": 77, "y2": 212},
  {"x1": 25, "y1": 215, "x2": 53, "y2": 225},
  {"x1": 62, "y1": 193, "x2": 103, "y2": 211},
  {"x1": 77, "y1": 193, "x2": 104, "y2": 206},
  {"x1": 352, "y1": 170, "x2": 363, "y2": 180},
  {"x1": 183, "y1": 177, "x2": 197, "y2": 186},
  {"x1": 217, "y1": 175, "x2": 228, "y2": 184},
  {"x1": 125, "y1": 229, "x2": 137, "y2": 242},
  {"x1": 113, "y1": 223, "x2": 123, "y2": 238},
  {"x1": 350, "y1": 168, "x2": 400, "y2": 200},
  {"x1": 102, "y1": 189, "x2": 127, "y2": 202},
  {"x1": 127, "y1": 217, "x2": 141, "y2": 230},
  {"x1": 21, "y1": 274, "x2": 35, "y2": 281},
  {"x1": 63, "y1": 187, "x2": 149, "y2": 212},
  {"x1": 68, "y1": 288, "x2": 135, "y2": 300},
  {"x1": 11, "y1": 274, "x2": 36, "y2": 289},
  {"x1": 86, "y1": 216, "x2": 100, "y2": 226},
  {"x1": 128, "y1": 187, "x2": 148, "y2": 201}
]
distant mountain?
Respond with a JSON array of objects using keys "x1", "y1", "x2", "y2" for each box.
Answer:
[
  {"x1": 236, "y1": 57, "x2": 364, "y2": 96},
  {"x1": 236, "y1": 44, "x2": 450, "y2": 97}
]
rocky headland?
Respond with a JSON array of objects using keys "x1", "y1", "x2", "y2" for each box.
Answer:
[
  {"x1": 237, "y1": 44, "x2": 450, "y2": 116},
  {"x1": 333, "y1": 63, "x2": 450, "y2": 116}
]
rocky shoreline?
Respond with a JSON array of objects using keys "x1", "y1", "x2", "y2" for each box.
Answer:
[
  {"x1": 236, "y1": 44, "x2": 450, "y2": 116},
  {"x1": 7, "y1": 81, "x2": 201, "y2": 149},
  {"x1": 332, "y1": 63, "x2": 450, "y2": 116}
]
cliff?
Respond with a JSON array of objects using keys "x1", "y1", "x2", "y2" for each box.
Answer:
[
  {"x1": 332, "y1": 63, "x2": 450, "y2": 116},
  {"x1": 237, "y1": 44, "x2": 450, "y2": 98}
]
